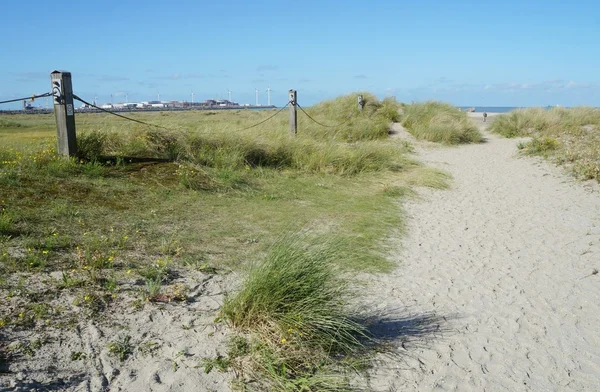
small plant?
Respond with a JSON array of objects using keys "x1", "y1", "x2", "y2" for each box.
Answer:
[
  {"x1": 73, "y1": 292, "x2": 105, "y2": 314},
  {"x1": 71, "y1": 351, "x2": 87, "y2": 361},
  {"x1": 139, "y1": 341, "x2": 160, "y2": 357},
  {"x1": 107, "y1": 335, "x2": 133, "y2": 362},
  {"x1": 138, "y1": 258, "x2": 171, "y2": 282},
  {"x1": 58, "y1": 271, "x2": 86, "y2": 289},
  {"x1": 144, "y1": 278, "x2": 163, "y2": 302},
  {"x1": 201, "y1": 355, "x2": 231, "y2": 374}
]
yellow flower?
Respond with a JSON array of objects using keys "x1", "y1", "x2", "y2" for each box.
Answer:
[
  {"x1": 42, "y1": 250, "x2": 49, "y2": 255},
  {"x1": 108, "y1": 256, "x2": 114, "y2": 262},
  {"x1": 84, "y1": 295, "x2": 90, "y2": 301},
  {"x1": 18, "y1": 313, "x2": 24, "y2": 318},
  {"x1": 280, "y1": 338, "x2": 287, "y2": 344},
  {"x1": 127, "y1": 269, "x2": 132, "y2": 274}
]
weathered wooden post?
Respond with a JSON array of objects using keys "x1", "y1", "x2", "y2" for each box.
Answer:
[
  {"x1": 50, "y1": 70, "x2": 77, "y2": 157},
  {"x1": 289, "y1": 89, "x2": 297, "y2": 137},
  {"x1": 358, "y1": 95, "x2": 364, "y2": 112}
]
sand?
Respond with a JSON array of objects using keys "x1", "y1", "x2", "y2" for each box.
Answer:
[
  {"x1": 1, "y1": 270, "x2": 233, "y2": 391},
  {"x1": 364, "y1": 117, "x2": 600, "y2": 391}
]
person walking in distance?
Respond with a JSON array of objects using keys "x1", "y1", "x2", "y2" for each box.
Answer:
[{"x1": 483, "y1": 112, "x2": 488, "y2": 122}]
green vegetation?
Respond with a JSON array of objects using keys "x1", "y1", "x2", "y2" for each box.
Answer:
[
  {"x1": 490, "y1": 107, "x2": 600, "y2": 181},
  {"x1": 221, "y1": 235, "x2": 368, "y2": 390},
  {"x1": 0, "y1": 92, "x2": 449, "y2": 390},
  {"x1": 107, "y1": 335, "x2": 133, "y2": 362},
  {"x1": 401, "y1": 101, "x2": 482, "y2": 144}
]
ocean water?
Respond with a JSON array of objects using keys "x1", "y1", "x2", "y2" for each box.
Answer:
[{"x1": 458, "y1": 107, "x2": 522, "y2": 113}]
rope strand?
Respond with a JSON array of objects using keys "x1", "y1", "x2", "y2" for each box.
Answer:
[
  {"x1": 296, "y1": 103, "x2": 353, "y2": 128},
  {"x1": 73, "y1": 95, "x2": 170, "y2": 130},
  {"x1": 0, "y1": 92, "x2": 53, "y2": 105}
]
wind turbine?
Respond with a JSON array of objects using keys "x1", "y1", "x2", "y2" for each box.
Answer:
[
  {"x1": 125, "y1": 93, "x2": 128, "y2": 103},
  {"x1": 228, "y1": 89, "x2": 232, "y2": 102},
  {"x1": 255, "y1": 88, "x2": 259, "y2": 106},
  {"x1": 191, "y1": 91, "x2": 195, "y2": 104},
  {"x1": 266, "y1": 86, "x2": 271, "y2": 106},
  {"x1": 157, "y1": 92, "x2": 160, "y2": 102}
]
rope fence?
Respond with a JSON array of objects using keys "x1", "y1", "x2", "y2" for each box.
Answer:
[
  {"x1": 0, "y1": 92, "x2": 53, "y2": 105},
  {"x1": 1, "y1": 71, "x2": 366, "y2": 157}
]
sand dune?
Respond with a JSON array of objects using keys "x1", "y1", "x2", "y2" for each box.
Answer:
[{"x1": 365, "y1": 121, "x2": 600, "y2": 391}]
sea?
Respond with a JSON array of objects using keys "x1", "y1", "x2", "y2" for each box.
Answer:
[{"x1": 458, "y1": 107, "x2": 523, "y2": 113}]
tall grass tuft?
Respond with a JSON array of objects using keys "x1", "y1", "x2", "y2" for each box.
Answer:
[
  {"x1": 401, "y1": 101, "x2": 482, "y2": 144},
  {"x1": 305, "y1": 93, "x2": 400, "y2": 141},
  {"x1": 221, "y1": 235, "x2": 368, "y2": 390},
  {"x1": 491, "y1": 107, "x2": 600, "y2": 181},
  {"x1": 77, "y1": 130, "x2": 107, "y2": 161}
]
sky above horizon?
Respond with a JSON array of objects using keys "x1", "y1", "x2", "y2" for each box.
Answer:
[{"x1": 1, "y1": 0, "x2": 599, "y2": 109}]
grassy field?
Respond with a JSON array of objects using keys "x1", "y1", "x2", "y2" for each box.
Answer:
[
  {"x1": 0, "y1": 94, "x2": 448, "y2": 390},
  {"x1": 489, "y1": 107, "x2": 600, "y2": 181},
  {"x1": 400, "y1": 101, "x2": 482, "y2": 144}
]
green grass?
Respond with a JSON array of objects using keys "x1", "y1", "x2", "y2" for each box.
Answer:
[
  {"x1": 221, "y1": 235, "x2": 368, "y2": 390},
  {"x1": 400, "y1": 101, "x2": 482, "y2": 144},
  {"x1": 0, "y1": 93, "x2": 450, "y2": 390},
  {"x1": 490, "y1": 107, "x2": 600, "y2": 181}
]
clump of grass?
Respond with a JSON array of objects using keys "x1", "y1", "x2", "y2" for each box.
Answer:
[
  {"x1": 107, "y1": 335, "x2": 133, "y2": 362},
  {"x1": 401, "y1": 101, "x2": 482, "y2": 144},
  {"x1": 221, "y1": 235, "x2": 369, "y2": 390},
  {"x1": 77, "y1": 130, "x2": 107, "y2": 161},
  {"x1": 0, "y1": 210, "x2": 15, "y2": 236},
  {"x1": 491, "y1": 107, "x2": 600, "y2": 181}
]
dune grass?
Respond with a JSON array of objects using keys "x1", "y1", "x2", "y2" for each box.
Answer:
[
  {"x1": 221, "y1": 235, "x2": 368, "y2": 390},
  {"x1": 400, "y1": 101, "x2": 482, "y2": 144},
  {"x1": 490, "y1": 107, "x2": 600, "y2": 181}
]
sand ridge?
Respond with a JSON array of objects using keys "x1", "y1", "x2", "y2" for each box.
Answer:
[{"x1": 366, "y1": 119, "x2": 600, "y2": 391}]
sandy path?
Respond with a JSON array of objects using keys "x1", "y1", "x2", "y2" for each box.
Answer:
[{"x1": 367, "y1": 121, "x2": 600, "y2": 391}]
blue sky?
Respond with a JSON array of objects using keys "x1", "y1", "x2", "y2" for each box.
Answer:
[{"x1": 1, "y1": 0, "x2": 599, "y2": 109}]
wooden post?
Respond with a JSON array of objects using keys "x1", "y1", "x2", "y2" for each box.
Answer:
[
  {"x1": 358, "y1": 95, "x2": 364, "y2": 112},
  {"x1": 51, "y1": 70, "x2": 77, "y2": 157},
  {"x1": 288, "y1": 89, "x2": 297, "y2": 137}
]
